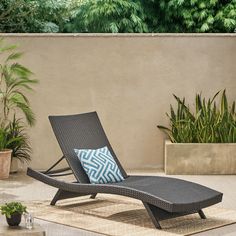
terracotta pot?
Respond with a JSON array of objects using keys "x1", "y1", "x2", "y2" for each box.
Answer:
[
  {"x1": 0, "y1": 149, "x2": 12, "y2": 179},
  {"x1": 10, "y1": 158, "x2": 19, "y2": 174},
  {"x1": 6, "y1": 212, "x2": 22, "y2": 226}
]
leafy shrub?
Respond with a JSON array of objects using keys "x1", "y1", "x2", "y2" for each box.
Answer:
[
  {"x1": 0, "y1": 0, "x2": 76, "y2": 33},
  {"x1": 67, "y1": 0, "x2": 148, "y2": 33},
  {"x1": 6, "y1": 116, "x2": 32, "y2": 163},
  {"x1": 0, "y1": 126, "x2": 20, "y2": 151},
  {"x1": 35, "y1": 0, "x2": 77, "y2": 33},
  {"x1": 0, "y1": 0, "x2": 235, "y2": 32},
  {"x1": 0, "y1": 0, "x2": 41, "y2": 33},
  {"x1": 0, "y1": 202, "x2": 27, "y2": 218},
  {"x1": 144, "y1": 0, "x2": 236, "y2": 33},
  {"x1": 158, "y1": 90, "x2": 236, "y2": 143}
]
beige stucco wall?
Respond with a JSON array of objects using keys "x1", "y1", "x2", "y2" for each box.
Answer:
[{"x1": 1, "y1": 34, "x2": 236, "y2": 170}]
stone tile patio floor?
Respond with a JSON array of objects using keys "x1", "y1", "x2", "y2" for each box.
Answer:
[{"x1": 0, "y1": 170, "x2": 236, "y2": 236}]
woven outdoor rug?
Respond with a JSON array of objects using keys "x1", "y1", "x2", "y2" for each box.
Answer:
[{"x1": 26, "y1": 194, "x2": 236, "y2": 236}]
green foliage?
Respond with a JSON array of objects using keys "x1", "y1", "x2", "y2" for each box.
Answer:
[
  {"x1": 0, "y1": 39, "x2": 37, "y2": 162},
  {"x1": 0, "y1": 0, "x2": 41, "y2": 33},
  {"x1": 0, "y1": 39, "x2": 38, "y2": 126},
  {"x1": 34, "y1": 0, "x2": 78, "y2": 33},
  {"x1": 157, "y1": 90, "x2": 236, "y2": 143},
  {"x1": 144, "y1": 0, "x2": 236, "y2": 32},
  {"x1": 0, "y1": 126, "x2": 21, "y2": 151},
  {"x1": 0, "y1": 202, "x2": 27, "y2": 218},
  {"x1": 0, "y1": 0, "x2": 77, "y2": 33},
  {"x1": 0, "y1": 127, "x2": 9, "y2": 150},
  {"x1": 0, "y1": 0, "x2": 236, "y2": 33},
  {"x1": 68, "y1": 0, "x2": 148, "y2": 33},
  {"x1": 6, "y1": 116, "x2": 32, "y2": 163}
]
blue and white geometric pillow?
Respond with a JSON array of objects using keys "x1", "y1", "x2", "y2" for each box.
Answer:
[{"x1": 74, "y1": 146, "x2": 124, "y2": 184}]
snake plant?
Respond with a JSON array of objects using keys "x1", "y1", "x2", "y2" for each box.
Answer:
[{"x1": 157, "y1": 90, "x2": 236, "y2": 143}]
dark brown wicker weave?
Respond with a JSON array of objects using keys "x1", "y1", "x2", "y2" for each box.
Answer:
[{"x1": 27, "y1": 112, "x2": 223, "y2": 229}]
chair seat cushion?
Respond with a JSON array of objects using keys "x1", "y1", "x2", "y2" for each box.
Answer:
[{"x1": 74, "y1": 146, "x2": 124, "y2": 184}]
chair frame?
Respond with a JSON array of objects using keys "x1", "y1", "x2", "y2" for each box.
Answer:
[{"x1": 27, "y1": 112, "x2": 222, "y2": 229}]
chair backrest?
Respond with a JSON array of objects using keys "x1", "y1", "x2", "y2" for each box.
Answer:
[{"x1": 49, "y1": 112, "x2": 127, "y2": 183}]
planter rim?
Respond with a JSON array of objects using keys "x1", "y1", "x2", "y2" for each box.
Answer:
[
  {"x1": 0, "y1": 149, "x2": 12, "y2": 154},
  {"x1": 5, "y1": 212, "x2": 22, "y2": 219},
  {"x1": 165, "y1": 140, "x2": 236, "y2": 145},
  {"x1": 8, "y1": 212, "x2": 22, "y2": 216}
]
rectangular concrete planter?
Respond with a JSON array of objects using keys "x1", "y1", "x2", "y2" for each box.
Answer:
[{"x1": 165, "y1": 140, "x2": 236, "y2": 175}]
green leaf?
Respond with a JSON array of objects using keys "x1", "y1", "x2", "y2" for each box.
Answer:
[
  {"x1": 200, "y1": 23, "x2": 209, "y2": 32},
  {"x1": 6, "y1": 52, "x2": 23, "y2": 62},
  {"x1": 0, "y1": 45, "x2": 17, "y2": 54}
]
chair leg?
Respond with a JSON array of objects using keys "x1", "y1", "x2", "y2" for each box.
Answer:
[
  {"x1": 198, "y1": 209, "x2": 207, "y2": 219},
  {"x1": 143, "y1": 202, "x2": 162, "y2": 229},
  {"x1": 50, "y1": 189, "x2": 63, "y2": 206},
  {"x1": 90, "y1": 193, "x2": 97, "y2": 199},
  {"x1": 50, "y1": 189, "x2": 89, "y2": 206},
  {"x1": 143, "y1": 202, "x2": 205, "y2": 229}
]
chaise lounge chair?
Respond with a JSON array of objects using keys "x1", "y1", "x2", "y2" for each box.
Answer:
[{"x1": 27, "y1": 112, "x2": 223, "y2": 229}]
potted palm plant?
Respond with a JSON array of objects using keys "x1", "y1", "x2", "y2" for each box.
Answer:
[
  {"x1": 158, "y1": 90, "x2": 236, "y2": 174},
  {"x1": 0, "y1": 39, "x2": 37, "y2": 172},
  {"x1": 0, "y1": 202, "x2": 27, "y2": 226}
]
